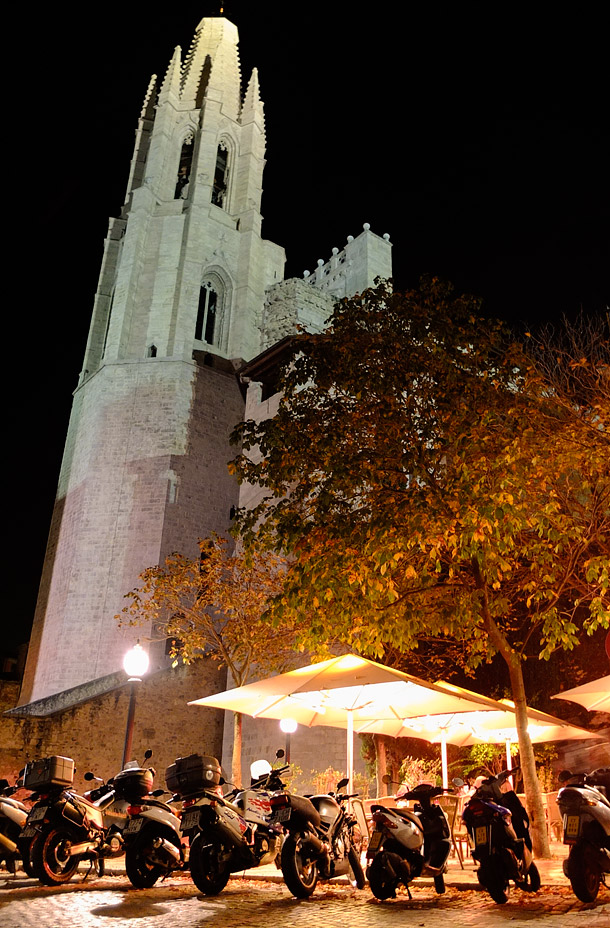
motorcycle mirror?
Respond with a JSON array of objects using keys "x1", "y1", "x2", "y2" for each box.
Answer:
[
  {"x1": 452, "y1": 777, "x2": 465, "y2": 787},
  {"x1": 276, "y1": 749, "x2": 285, "y2": 759},
  {"x1": 558, "y1": 769, "x2": 573, "y2": 783},
  {"x1": 382, "y1": 774, "x2": 393, "y2": 785},
  {"x1": 144, "y1": 749, "x2": 153, "y2": 761},
  {"x1": 152, "y1": 788, "x2": 165, "y2": 797},
  {"x1": 84, "y1": 771, "x2": 95, "y2": 781},
  {"x1": 0, "y1": 779, "x2": 9, "y2": 791},
  {"x1": 336, "y1": 777, "x2": 349, "y2": 791}
]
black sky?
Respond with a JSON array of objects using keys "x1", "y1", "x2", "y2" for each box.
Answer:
[{"x1": 8, "y1": 3, "x2": 608, "y2": 656}]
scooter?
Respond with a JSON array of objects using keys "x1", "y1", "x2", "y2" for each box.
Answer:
[
  {"x1": 557, "y1": 766, "x2": 610, "y2": 902},
  {"x1": 0, "y1": 777, "x2": 35, "y2": 875},
  {"x1": 168, "y1": 751, "x2": 288, "y2": 895},
  {"x1": 365, "y1": 778, "x2": 453, "y2": 900},
  {"x1": 21, "y1": 755, "x2": 130, "y2": 884},
  {"x1": 269, "y1": 774, "x2": 366, "y2": 898},
  {"x1": 120, "y1": 753, "x2": 185, "y2": 888},
  {"x1": 461, "y1": 766, "x2": 540, "y2": 903}
]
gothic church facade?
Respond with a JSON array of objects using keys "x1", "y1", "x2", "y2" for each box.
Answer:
[{"x1": 19, "y1": 15, "x2": 392, "y2": 707}]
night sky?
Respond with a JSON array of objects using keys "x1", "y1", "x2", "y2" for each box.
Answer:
[{"x1": 8, "y1": 3, "x2": 608, "y2": 659}]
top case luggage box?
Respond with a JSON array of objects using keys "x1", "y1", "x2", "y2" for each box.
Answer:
[
  {"x1": 23, "y1": 755, "x2": 75, "y2": 790},
  {"x1": 165, "y1": 753, "x2": 222, "y2": 798}
]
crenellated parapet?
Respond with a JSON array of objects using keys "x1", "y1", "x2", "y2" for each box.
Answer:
[{"x1": 301, "y1": 223, "x2": 392, "y2": 298}]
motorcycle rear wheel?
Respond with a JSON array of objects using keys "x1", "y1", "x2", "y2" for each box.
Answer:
[
  {"x1": 519, "y1": 861, "x2": 541, "y2": 893},
  {"x1": 568, "y1": 845, "x2": 601, "y2": 903},
  {"x1": 280, "y1": 834, "x2": 318, "y2": 898},
  {"x1": 482, "y1": 857, "x2": 509, "y2": 904},
  {"x1": 32, "y1": 826, "x2": 81, "y2": 885},
  {"x1": 125, "y1": 827, "x2": 180, "y2": 889},
  {"x1": 367, "y1": 852, "x2": 399, "y2": 900},
  {"x1": 189, "y1": 834, "x2": 231, "y2": 896},
  {"x1": 348, "y1": 846, "x2": 366, "y2": 889}
]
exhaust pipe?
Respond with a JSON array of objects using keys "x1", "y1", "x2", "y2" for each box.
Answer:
[
  {"x1": 151, "y1": 836, "x2": 181, "y2": 864},
  {"x1": 0, "y1": 832, "x2": 17, "y2": 853}
]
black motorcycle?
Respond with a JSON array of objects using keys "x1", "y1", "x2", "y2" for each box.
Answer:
[
  {"x1": 461, "y1": 766, "x2": 540, "y2": 903},
  {"x1": 269, "y1": 776, "x2": 365, "y2": 898}
]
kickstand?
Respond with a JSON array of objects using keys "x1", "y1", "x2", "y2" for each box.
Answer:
[
  {"x1": 405, "y1": 884, "x2": 412, "y2": 900},
  {"x1": 81, "y1": 859, "x2": 95, "y2": 882}
]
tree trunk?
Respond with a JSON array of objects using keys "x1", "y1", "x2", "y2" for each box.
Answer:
[
  {"x1": 374, "y1": 734, "x2": 388, "y2": 796},
  {"x1": 473, "y1": 559, "x2": 551, "y2": 858},
  {"x1": 232, "y1": 710, "x2": 242, "y2": 788},
  {"x1": 503, "y1": 653, "x2": 551, "y2": 858}
]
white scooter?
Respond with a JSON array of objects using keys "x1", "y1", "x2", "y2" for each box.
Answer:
[
  {"x1": 366, "y1": 778, "x2": 453, "y2": 899},
  {"x1": 558, "y1": 766, "x2": 610, "y2": 902},
  {"x1": 0, "y1": 778, "x2": 34, "y2": 875}
]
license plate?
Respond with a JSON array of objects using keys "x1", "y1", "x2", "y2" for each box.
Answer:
[
  {"x1": 181, "y1": 809, "x2": 201, "y2": 832},
  {"x1": 367, "y1": 831, "x2": 383, "y2": 855},
  {"x1": 565, "y1": 815, "x2": 580, "y2": 839},
  {"x1": 475, "y1": 825, "x2": 488, "y2": 846},
  {"x1": 270, "y1": 808, "x2": 291, "y2": 824},
  {"x1": 123, "y1": 817, "x2": 144, "y2": 835},
  {"x1": 29, "y1": 806, "x2": 48, "y2": 823}
]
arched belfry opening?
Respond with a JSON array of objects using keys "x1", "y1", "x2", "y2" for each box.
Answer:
[
  {"x1": 196, "y1": 280, "x2": 220, "y2": 346},
  {"x1": 211, "y1": 141, "x2": 230, "y2": 208},
  {"x1": 175, "y1": 130, "x2": 195, "y2": 199}
]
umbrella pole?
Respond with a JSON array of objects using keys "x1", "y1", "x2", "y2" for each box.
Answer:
[
  {"x1": 441, "y1": 732, "x2": 448, "y2": 789},
  {"x1": 347, "y1": 710, "x2": 354, "y2": 787},
  {"x1": 506, "y1": 739, "x2": 513, "y2": 787}
]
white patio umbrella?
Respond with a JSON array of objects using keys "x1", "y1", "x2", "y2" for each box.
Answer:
[
  {"x1": 189, "y1": 654, "x2": 513, "y2": 786},
  {"x1": 358, "y1": 701, "x2": 598, "y2": 787},
  {"x1": 551, "y1": 675, "x2": 610, "y2": 713}
]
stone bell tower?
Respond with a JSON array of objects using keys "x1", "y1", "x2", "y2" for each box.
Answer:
[{"x1": 19, "y1": 16, "x2": 285, "y2": 704}]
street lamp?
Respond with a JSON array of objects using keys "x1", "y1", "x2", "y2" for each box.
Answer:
[
  {"x1": 279, "y1": 718, "x2": 298, "y2": 764},
  {"x1": 122, "y1": 642, "x2": 149, "y2": 769}
]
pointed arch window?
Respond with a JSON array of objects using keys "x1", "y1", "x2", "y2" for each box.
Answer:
[
  {"x1": 196, "y1": 282, "x2": 218, "y2": 345},
  {"x1": 175, "y1": 131, "x2": 195, "y2": 199},
  {"x1": 211, "y1": 142, "x2": 229, "y2": 209}
]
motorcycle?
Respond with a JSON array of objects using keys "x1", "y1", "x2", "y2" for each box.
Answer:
[
  {"x1": 168, "y1": 751, "x2": 288, "y2": 895},
  {"x1": 461, "y1": 766, "x2": 540, "y2": 903},
  {"x1": 269, "y1": 774, "x2": 366, "y2": 898},
  {"x1": 557, "y1": 766, "x2": 610, "y2": 902},
  {"x1": 365, "y1": 778, "x2": 454, "y2": 900},
  {"x1": 21, "y1": 754, "x2": 132, "y2": 884},
  {"x1": 0, "y1": 777, "x2": 35, "y2": 875},
  {"x1": 121, "y1": 752, "x2": 185, "y2": 888}
]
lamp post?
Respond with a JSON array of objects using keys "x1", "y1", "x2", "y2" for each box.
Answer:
[
  {"x1": 279, "y1": 718, "x2": 298, "y2": 764},
  {"x1": 122, "y1": 642, "x2": 149, "y2": 769}
]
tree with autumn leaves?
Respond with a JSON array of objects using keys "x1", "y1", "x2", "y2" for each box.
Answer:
[
  {"x1": 231, "y1": 278, "x2": 609, "y2": 856},
  {"x1": 118, "y1": 537, "x2": 303, "y2": 786}
]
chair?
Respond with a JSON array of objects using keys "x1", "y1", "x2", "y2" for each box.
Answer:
[
  {"x1": 543, "y1": 791, "x2": 563, "y2": 842},
  {"x1": 436, "y1": 794, "x2": 465, "y2": 869}
]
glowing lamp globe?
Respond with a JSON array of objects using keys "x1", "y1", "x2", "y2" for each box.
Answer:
[
  {"x1": 280, "y1": 718, "x2": 298, "y2": 735},
  {"x1": 123, "y1": 643, "x2": 149, "y2": 679}
]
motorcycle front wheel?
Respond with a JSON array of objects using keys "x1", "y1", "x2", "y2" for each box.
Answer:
[
  {"x1": 348, "y1": 845, "x2": 366, "y2": 889},
  {"x1": 366, "y1": 852, "x2": 399, "y2": 900},
  {"x1": 280, "y1": 834, "x2": 318, "y2": 898},
  {"x1": 189, "y1": 834, "x2": 231, "y2": 896},
  {"x1": 32, "y1": 826, "x2": 81, "y2": 885},
  {"x1": 568, "y1": 844, "x2": 601, "y2": 903},
  {"x1": 125, "y1": 827, "x2": 181, "y2": 889}
]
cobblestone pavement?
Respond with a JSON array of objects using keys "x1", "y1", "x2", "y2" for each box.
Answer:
[{"x1": 1, "y1": 871, "x2": 608, "y2": 928}]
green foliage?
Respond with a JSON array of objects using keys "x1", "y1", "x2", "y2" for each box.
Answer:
[
  {"x1": 231, "y1": 279, "x2": 609, "y2": 671},
  {"x1": 116, "y1": 534, "x2": 304, "y2": 688},
  {"x1": 461, "y1": 743, "x2": 518, "y2": 779},
  {"x1": 398, "y1": 755, "x2": 442, "y2": 788}
]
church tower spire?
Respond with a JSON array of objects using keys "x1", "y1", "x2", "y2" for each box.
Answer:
[{"x1": 19, "y1": 16, "x2": 285, "y2": 704}]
